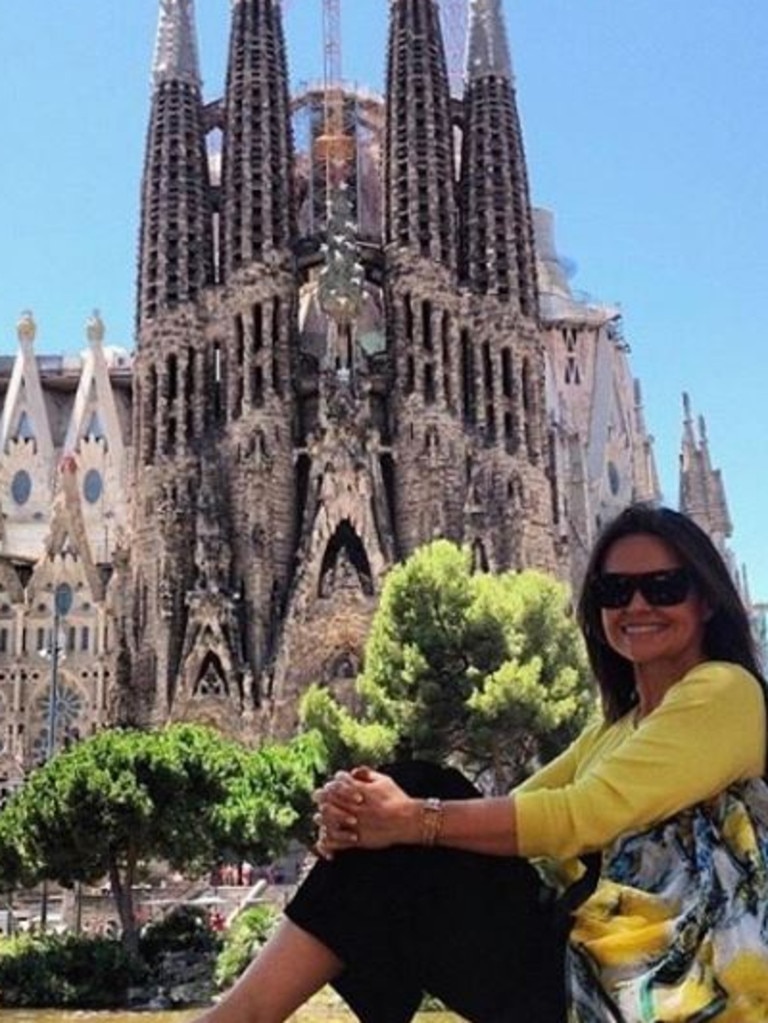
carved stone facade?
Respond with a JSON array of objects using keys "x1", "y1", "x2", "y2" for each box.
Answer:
[
  {"x1": 536, "y1": 209, "x2": 661, "y2": 587},
  {"x1": 0, "y1": 0, "x2": 674, "y2": 791},
  {"x1": 0, "y1": 312, "x2": 130, "y2": 798}
]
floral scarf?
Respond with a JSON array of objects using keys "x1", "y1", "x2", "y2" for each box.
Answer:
[{"x1": 568, "y1": 780, "x2": 768, "y2": 1022}]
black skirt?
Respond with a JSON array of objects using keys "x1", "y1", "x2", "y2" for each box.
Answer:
[{"x1": 285, "y1": 761, "x2": 574, "y2": 1023}]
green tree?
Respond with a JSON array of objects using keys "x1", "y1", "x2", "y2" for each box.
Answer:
[
  {"x1": 302, "y1": 540, "x2": 595, "y2": 790},
  {"x1": 0, "y1": 724, "x2": 324, "y2": 953},
  {"x1": 300, "y1": 684, "x2": 399, "y2": 768}
]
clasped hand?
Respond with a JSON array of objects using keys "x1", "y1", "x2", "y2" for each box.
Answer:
[{"x1": 312, "y1": 767, "x2": 416, "y2": 860}]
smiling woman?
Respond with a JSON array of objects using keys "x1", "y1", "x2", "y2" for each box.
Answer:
[
  {"x1": 175, "y1": 504, "x2": 768, "y2": 1022},
  {"x1": 597, "y1": 533, "x2": 711, "y2": 717}
]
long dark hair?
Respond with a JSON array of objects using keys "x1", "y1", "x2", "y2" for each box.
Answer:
[{"x1": 576, "y1": 504, "x2": 765, "y2": 722}]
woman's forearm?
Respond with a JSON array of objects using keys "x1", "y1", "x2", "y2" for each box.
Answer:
[
  {"x1": 418, "y1": 795, "x2": 521, "y2": 856},
  {"x1": 315, "y1": 769, "x2": 521, "y2": 858}
]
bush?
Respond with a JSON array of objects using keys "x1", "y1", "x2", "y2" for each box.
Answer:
[
  {"x1": 138, "y1": 904, "x2": 220, "y2": 964},
  {"x1": 214, "y1": 904, "x2": 278, "y2": 990},
  {"x1": 0, "y1": 932, "x2": 146, "y2": 1008}
]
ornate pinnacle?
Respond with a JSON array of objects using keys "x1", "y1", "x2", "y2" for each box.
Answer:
[
  {"x1": 152, "y1": 0, "x2": 202, "y2": 88},
  {"x1": 466, "y1": 0, "x2": 514, "y2": 83},
  {"x1": 16, "y1": 310, "x2": 37, "y2": 346}
]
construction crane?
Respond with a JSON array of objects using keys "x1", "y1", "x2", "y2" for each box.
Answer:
[
  {"x1": 314, "y1": 0, "x2": 354, "y2": 199},
  {"x1": 313, "y1": 0, "x2": 364, "y2": 354},
  {"x1": 439, "y1": 0, "x2": 469, "y2": 98}
]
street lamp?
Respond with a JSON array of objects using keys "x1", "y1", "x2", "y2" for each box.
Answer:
[{"x1": 39, "y1": 582, "x2": 73, "y2": 931}]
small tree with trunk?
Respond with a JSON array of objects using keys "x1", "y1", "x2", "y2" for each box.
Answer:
[
  {"x1": 0, "y1": 724, "x2": 324, "y2": 953},
  {"x1": 301, "y1": 540, "x2": 596, "y2": 791}
]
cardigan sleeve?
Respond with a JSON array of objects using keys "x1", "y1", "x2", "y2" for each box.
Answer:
[{"x1": 513, "y1": 662, "x2": 766, "y2": 861}]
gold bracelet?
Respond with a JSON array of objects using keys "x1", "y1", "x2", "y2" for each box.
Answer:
[{"x1": 421, "y1": 797, "x2": 443, "y2": 846}]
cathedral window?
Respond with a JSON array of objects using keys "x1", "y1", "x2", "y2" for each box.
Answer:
[
  {"x1": 252, "y1": 303, "x2": 264, "y2": 351},
  {"x1": 564, "y1": 356, "x2": 581, "y2": 385},
  {"x1": 504, "y1": 412, "x2": 516, "y2": 452},
  {"x1": 83, "y1": 469, "x2": 103, "y2": 505},
  {"x1": 0, "y1": 629, "x2": 7, "y2": 654},
  {"x1": 422, "y1": 300, "x2": 433, "y2": 351},
  {"x1": 521, "y1": 357, "x2": 538, "y2": 460},
  {"x1": 10, "y1": 469, "x2": 32, "y2": 506},
  {"x1": 212, "y1": 342, "x2": 226, "y2": 425},
  {"x1": 548, "y1": 430, "x2": 560, "y2": 524},
  {"x1": 233, "y1": 316, "x2": 245, "y2": 418},
  {"x1": 501, "y1": 348, "x2": 513, "y2": 398},
  {"x1": 424, "y1": 363, "x2": 436, "y2": 405},
  {"x1": 251, "y1": 365, "x2": 264, "y2": 408},
  {"x1": 235, "y1": 315, "x2": 245, "y2": 365},
  {"x1": 404, "y1": 295, "x2": 414, "y2": 344},
  {"x1": 521, "y1": 358, "x2": 532, "y2": 412},
  {"x1": 81, "y1": 627, "x2": 90, "y2": 653},
  {"x1": 472, "y1": 539, "x2": 490, "y2": 573},
  {"x1": 607, "y1": 461, "x2": 621, "y2": 497},
  {"x1": 318, "y1": 520, "x2": 374, "y2": 598},
  {"x1": 185, "y1": 352, "x2": 196, "y2": 439},
  {"x1": 166, "y1": 415, "x2": 177, "y2": 456},
  {"x1": 272, "y1": 296, "x2": 282, "y2": 348},
  {"x1": 405, "y1": 356, "x2": 415, "y2": 394},
  {"x1": 483, "y1": 343, "x2": 494, "y2": 397},
  {"x1": 167, "y1": 353, "x2": 178, "y2": 402},
  {"x1": 461, "y1": 330, "x2": 477, "y2": 426},
  {"x1": 195, "y1": 653, "x2": 228, "y2": 698}
]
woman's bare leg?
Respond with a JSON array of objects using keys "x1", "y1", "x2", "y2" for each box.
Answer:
[{"x1": 195, "y1": 918, "x2": 343, "y2": 1023}]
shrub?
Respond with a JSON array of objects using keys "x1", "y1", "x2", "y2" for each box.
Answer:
[
  {"x1": 214, "y1": 904, "x2": 278, "y2": 990},
  {"x1": 0, "y1": 932, "x2": 146, "y2": 1008},
  {"x1": 138, "y1": 903, "x2": 220, "y2": 964}
]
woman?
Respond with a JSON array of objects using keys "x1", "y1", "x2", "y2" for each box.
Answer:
[{"x1": 196, "y1": 505, "x2": 768, "y2": 1022}]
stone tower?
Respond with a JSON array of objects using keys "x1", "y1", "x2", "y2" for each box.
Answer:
[
  {"x1": 130, "y1": 0, "x2": 297, "y2": 732},
  {"x1": 380, "y1": 0, "x2": 556, "y2": 574},
  {"x1": 679, "y1": 393, "x2": 732, "y2": 556},
  {"x1": 126, "y1": 0, "x2": 559, "y2": 737},
  {"x1": 452, "y1": 0, "x2": 555, "y2": 571}
]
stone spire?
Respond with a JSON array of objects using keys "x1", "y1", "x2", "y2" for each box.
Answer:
[
  {"x1": 460, "y1": 0, "x2": 538, "y2": 313},
  {"x1": 679, "y1": 393, "x2": 732, "y2": 543},
  {"x1": 219, "y1": 0, "x2": 296, "y2": 275},
  {"x1": 383, "y1": 0, "x2": 457, "y2": 268},
  {"x1": 152, "y1": 0, "x2": 202, "y2": 87},
  {"x1": 137, "y1": 0, "x2": 214, "y2": 324},
  {"x1": 630, "y1": 378, "x2": 660, "y2": 503},
  {"x1": 466, "y1": 0, "x2": 514, "y2": 82}
]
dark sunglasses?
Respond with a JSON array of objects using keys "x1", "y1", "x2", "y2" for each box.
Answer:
[{"x1": 593, "y1": 568, "x2": 693, "y2": 609}]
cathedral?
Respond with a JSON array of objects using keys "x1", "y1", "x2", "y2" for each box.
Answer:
[{"x1": 0, "y1": 0, "x2": 738, "y2": 796}]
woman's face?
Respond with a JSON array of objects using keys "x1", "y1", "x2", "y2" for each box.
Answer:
[{"x1": 598, "y1": 532, "x2": 710, "y2": 683}]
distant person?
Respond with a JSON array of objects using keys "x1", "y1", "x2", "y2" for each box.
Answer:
[{"x1": 193, "y1": 505, "x2": 768, "y2": 1021}]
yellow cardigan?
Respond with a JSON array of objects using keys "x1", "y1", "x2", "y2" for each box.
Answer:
[{"x1": 513, "y1": 660, "x2": 765, "y2": 862}]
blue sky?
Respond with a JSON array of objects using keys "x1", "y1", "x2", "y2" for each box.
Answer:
[{"x1": 0, "y1": 1, "x2": 766, "y2": 602}]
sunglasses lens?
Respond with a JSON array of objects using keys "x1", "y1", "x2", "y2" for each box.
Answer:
[
  {"x1": 643, "y1": 570, "x2": 691, "y2": 606},
  {"x1": 594, "y1": 569, "x2": 691, "y2": 609},
  {"x1": 593, "y1": 575, "x2": 633, "y2": 609}
]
